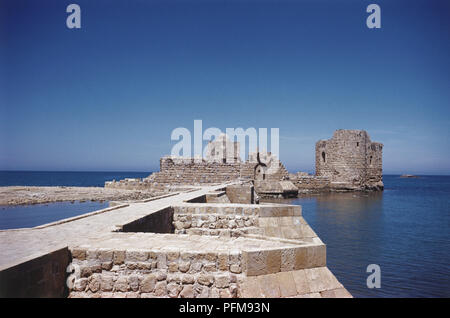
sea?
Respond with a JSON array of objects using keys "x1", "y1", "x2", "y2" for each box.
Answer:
[
  {"x1": 0, "y1": 172, "x2": 449, "y2": 297},
  {"x1": 272, "y1": 175, "x2": 450, "y2": 298}
]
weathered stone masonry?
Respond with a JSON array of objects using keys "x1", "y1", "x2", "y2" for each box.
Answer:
[
  {"x1": 66, "y1": 186, "x2": 351, "y2": 298},
  {"x1": 0, "y1": 183, "x2": 352, "y2": 298},
  {"x1": 105, "y1": 129, "x2": 383, "y2": 194},
  {"x1": 315, "y1": 130, "x2": 383, "y2": 191}
]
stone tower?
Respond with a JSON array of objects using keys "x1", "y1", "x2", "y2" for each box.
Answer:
[
  {"x1": 204, "y1": 133, "x2": 241, "y2": 163},
  {"x1": 315, "y1": 129, "x2": 383, "y2": 191}
]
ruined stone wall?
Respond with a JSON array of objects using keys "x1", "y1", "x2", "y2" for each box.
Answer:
[
  {"x1": 138, "y1": 156, "x2": 289, "y2": 186},
  {"x1": 239, "y1": 162, "x2": 256, "y2": 180},
  {"x1": 171, "y1": 203, "x2": 316, "y2": 242},
  {"x1": 172, "y1": 204, "x2": 261, "y2": 237},
  {"x1": 64, "y1": 197, "x2": 350, "y2": 298},
  {"x1": 68, "y1": 245, "x2": 244, "y2": 298},
  {"x1": 67, "y1": 238, "x2": 330, "y2": 298},
  {"x1": 291, "y1": 176, "x2": 330, "y2": 192},
  {"x1": 315, "y1": 130, "x2": 383, "y2": 190},
  {"x1": 248, "y1": 152, "x2": 290, "y2": 181},
  {"x1": 146, "y1": 157, "x2": 242, "y2": 185},
  {"x1": 367, "y1": 142, "x2": 383, "y2": 187}
]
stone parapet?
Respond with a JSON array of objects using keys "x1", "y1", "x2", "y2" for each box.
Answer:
[
  {"x1": 67, "y1": 231, "x2": 334, "y2": 298},
  {"x1": 290, "y1": 175, "x2": 331, "y2": 192},
  {"x1": 315, "y1": 129, "x2": 383, "y2": 191}
]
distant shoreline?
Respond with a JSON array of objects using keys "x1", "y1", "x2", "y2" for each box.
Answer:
[
  {"x1": 0, "y1": 186, "x2": 162, "y2": 206},
  {"x1": 400, "y1": 174, "x2": 419, "y2": 178}
]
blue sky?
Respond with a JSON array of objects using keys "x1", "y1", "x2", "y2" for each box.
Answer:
[{"x1": 1, "y1": 0, "x2": 449, "y2": 174}]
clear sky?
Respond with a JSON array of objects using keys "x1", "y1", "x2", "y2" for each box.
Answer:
[{"x1": 1, "y1": 0, "x2": 449, "y2": 174}]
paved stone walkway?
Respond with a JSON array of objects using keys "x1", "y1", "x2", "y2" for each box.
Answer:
[{"x1": 0, "y1": 183, "x2": 232, "y2": 270}]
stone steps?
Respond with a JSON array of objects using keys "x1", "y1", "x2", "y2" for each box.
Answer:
[{"x1": 239, "y1": 267, "x2": 351, "y2": 298}]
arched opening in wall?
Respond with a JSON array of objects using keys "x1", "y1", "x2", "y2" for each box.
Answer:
[
  {"x1": 356, "y1": 142, "x2": 359, "y2": 147},
  {"x1": 370, "y1": 156, "x2": 373, "y2": 165},
  {"x1": 322, "y1": 151, "x2": 326, "y2": 163},
  {"x1": 254, "y1": 165, "x2": 266, "y2": 180}
]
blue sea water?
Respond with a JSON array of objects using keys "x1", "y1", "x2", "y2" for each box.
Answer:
[
  {"x1": 0, "y1": 172, "x2": 448, "y2": 297},
  {"x1": 0, "y1": 201, "x2": 110, "y2": 230},
  {"x1": 0, "y1": 171, "x2": 149, "y2": 230},
  {"x1": 277, "y1": 175, "x2": 450, "y2": 298}
]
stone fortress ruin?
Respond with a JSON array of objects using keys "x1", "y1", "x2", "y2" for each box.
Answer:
[
  {"x1": 0, "y1": 129, "x2": 381, "y2": 298},
  {"x1": 315, "y1": 130, "x2": 383, "y2": 191},
  {"x1": 106, "y1": 129, "x2": 383, "y2": 196}
]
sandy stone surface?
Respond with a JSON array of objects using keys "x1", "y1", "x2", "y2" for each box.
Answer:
[{"x1": 0, "y1": 186, "x2": 164, "y2": 206}]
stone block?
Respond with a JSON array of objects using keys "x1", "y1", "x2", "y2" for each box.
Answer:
[
  {"x1": 264, "y1": 227, "x2": 282, "y2": 238},
  {"x1": 203, "y1": 263, "x2": 216, "y2": 272},
  {"x1": 168, "y1": 262, "x2": 178, "y2": 272},
  {"x1": 305, "y1": 268, "x2": 327, "y2": 293},
  {"x1": 71, "y1": 248, "x2": 86, "y2": 260},
  {"x1": 180, "y1": 252, "x2": 194, "y2": 261},
  {"x1": 73, "y1": 278, "x2": 87, "y2": 292},
  {"x1": 195, "y1": 284, "x2": 210, "y2": 298},
  {"x1": 154, "y1": 281, "x2": 167, "y2": 296},
  {"x1": 167, "y1": 282, "x2": 182, "y2": 298},
  {"x1": 113, "y1": 251, "x2": 126, "y2": 265},
  {"x1": 230, "y1": 264, "x2": 241, "y2": 274},
  {"x1": 281, "y1": 248, "x2": 295, "y2": 272},
  {"x1": 301, "y1": 225, "x2": 317, "y2": 238},
  {"x1": 276, "y1": 272, "x2": 297, "y2": 297},
  {"x1": 140, "y1": 274, "x2": 157, "y2": 293},
  {"x1": 101, "y1": 261, "x2": 113, "y2": 271},
  {"x1": 188, "y1": 260, "x2": 203, "y2": 273},
  {"x1": 167, "y1": 251, "x2": 180, "y2": 261},
  {"x1": 180, "y1": 285, "x2": 194, "y2": 298},
  {"x1": 318, "y1": 267, "x2": 343, "y2": 290},
  {"x1": 167, "y1": 273, "x2": 181, "y2": 283},
  {"x1": 179, "y1": 261, "x2": 191, "y2": 273},
  {"x1": 281, "y1": 227, "x2": 300, "y2": 240},
  {"x1": 182, "y1": 274, "x2": 195, "y2": 284},
  {"x1": 306, "y1": 245, "x2": 326, "y2": 268},
  {"x1": 127, "y1": 274, "x2": 140, "y2": 292},
  {"x1": 113, "y1": 276, "x2": 128, "y2": 292},
  {"x1": 215, "y1": 274, "x2": 230, "y2": 288},
  {"x1": 291, "y1": 206, "x2": 302, "y2": 216},
  {"x1": 157, "y1": 252, "x2": 167, "y2": 269},
  {"x1": 98, "y1": 249, "x2": 113, "y2": 262},
  {"x1": 292, "y1": 269, "x2": 310, "y2": 295},
  {"x1": 239, "y1": 276, "x2": 261, "y2": 298},
  {"x1": 266, "y1": 249, "x2": 281, "y2": 274},
  {"x1": 243, "y1": 250, "x2": 267, "y2": 276},
  {"x1": 257, "y1": 274, "x2": 281, "y2": 298},
  {"x1": 217, "y1": 253, "x2": 229, "y2": 271},
  {"x1": 294, "y1": 247, "x2": 308, "y2": 270},
  {"x1": 86, "y1": 249, "x2": 98, "y2": 260},
  {"x1": 279, "y1": 217, "x2": 293, "y2": 226},
  {"x1": 126, "y1": 250, "x2": 148, "y2": 262},
  {"x1": 100, "y1": 275, "x2": 114, "y2": 292},
  {"x1": 155, "y1": 271, "x2": 167, "y2": 281},
  {"x1": 197, "y1": 274, "x2": 214, "y2": 286}
]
